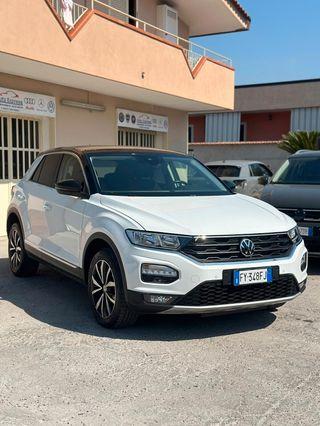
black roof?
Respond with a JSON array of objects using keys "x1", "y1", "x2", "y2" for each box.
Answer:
[
  {"x1": 291, "y1": 150, "x2": 320, "y2": 158},
  {"x1": 42, "y1": 146, "x2": 183, "y2": 156}
]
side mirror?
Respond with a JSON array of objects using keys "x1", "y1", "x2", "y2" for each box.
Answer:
[
  {"x1": 55, "y1": 179, "x2": 84, "y2": 197},
  {"x1": 258, "y1": 175, "x2": 269, "y2": 186}
]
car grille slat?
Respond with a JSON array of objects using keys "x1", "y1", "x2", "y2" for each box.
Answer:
[
  {"x1": 181, "y1": 233, "x2": 293, "y2": 263},
  {"x1": 280, "y1": 208, "x2": 320, "y2": 223},
  {"x1": 176, "y1": 275, "x2": 299, "y2": 307}
]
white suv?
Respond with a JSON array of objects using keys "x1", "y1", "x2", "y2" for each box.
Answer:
[{"x1": 7, "y1": 147, "x2": 308, "y2": 328}]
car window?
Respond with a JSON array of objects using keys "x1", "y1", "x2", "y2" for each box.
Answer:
[
  {"x1": 250, "y1": 163, "x2": 269, "y2": 177},
  {"x1": 57, "y1": 154, "x2": 85, "y2": 188},
  {"x1": 37, "y1": 154, "x2": 63, "y2": 187},
  {"x1": 89, "y1": 152, "x2": 231, "y2": 197},
  {"x1": 258, "y1": 164, "x2": 273, "y2": 177},
  {"x1": 30, "y1": 157, "x2": 45, "y2": 183},
  {"x1": 207, "y1": 165, "x2": 241, "y2": 178},
  {"x1": 272, "y1": 157, "x2": 320, "y2": 185}
]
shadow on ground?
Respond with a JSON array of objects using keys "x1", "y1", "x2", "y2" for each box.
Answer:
[{"x1": 2, "y1": 256, "x2": 318, "y2": 342}]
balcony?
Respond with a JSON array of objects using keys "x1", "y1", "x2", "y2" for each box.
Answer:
[
  {"x1": 49, "y1": 0, "x2": 233, "y2": 71},
  {"x1": 0, "y1": 0, "x2": 249, "y2": 111}
]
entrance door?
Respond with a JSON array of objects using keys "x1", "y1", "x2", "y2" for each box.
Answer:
[
  {"x1": 0, "y1": 114, "x2": 41, "y2": 235},
  {"x1": 0, "y1": 115, "x2": 40, "y2": 181}
]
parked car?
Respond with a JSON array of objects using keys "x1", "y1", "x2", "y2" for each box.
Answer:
[
  {"x1": 7, "y1": 147, "x2": 307, "y2": 328},
  {"x1": 206, "y1": 160, "x2": 273, "y2": 197},
  {"x1": 261, "y1": 150, "x2": 320, "y2": 257}
]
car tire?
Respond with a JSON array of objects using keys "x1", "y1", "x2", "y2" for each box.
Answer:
[
  {"x1": 88, "y1": 249, "x2": 138, "y2": 329},
  {"x1": 8, "y1": 223, "x2": 39, "y2": 277}
]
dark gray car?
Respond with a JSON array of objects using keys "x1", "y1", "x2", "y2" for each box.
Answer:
[{"x1": 261, "y1": 150, "x2": 320, "y2": 256}]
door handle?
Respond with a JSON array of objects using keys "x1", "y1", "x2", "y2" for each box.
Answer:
[{"x1": 43, "y1": 202, "x2": 52, "y2": 211}]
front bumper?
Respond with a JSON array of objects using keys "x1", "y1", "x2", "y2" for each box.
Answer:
[{"x1": 123, "y1": 241, "x2": 308, "y2": 314}]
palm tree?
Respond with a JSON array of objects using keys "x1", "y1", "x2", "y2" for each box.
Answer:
[{"x1": 279, "y1": 131, "x2": 320, "y2": 154}]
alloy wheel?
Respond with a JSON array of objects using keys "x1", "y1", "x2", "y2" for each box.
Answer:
[
  {"x1": 91, "y1": 260, "x2": 117, "y2": 318},
  {"x1": 9, "y1": 229, "x2": 23, "y2": 270}
]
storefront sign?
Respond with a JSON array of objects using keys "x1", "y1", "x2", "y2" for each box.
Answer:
[
  {"x1": 117, "y1": 109, "x2": 168, "y2": 133},
  {"x1": 0, "y1": 87, "x2": 56, "y2": 118}
]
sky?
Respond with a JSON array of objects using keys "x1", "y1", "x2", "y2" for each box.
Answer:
[{"x1": 195, "y1": 0, "x2": 320, "y2": 85}]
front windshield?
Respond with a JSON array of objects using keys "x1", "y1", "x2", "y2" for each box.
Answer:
[
  {"x1": 88, "y1": 152, "x2": 231, "y2": 197},
  {"x1": 272, "y1": 157, "x2": 320, "y2": 185}
]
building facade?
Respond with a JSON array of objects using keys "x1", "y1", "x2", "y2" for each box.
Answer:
[
  {"x1": 190, "y1": 79, "x2": 320, "y2": 143},
  {"x1": 0, "y1": 0, "x2": 250, "y2": 235}
]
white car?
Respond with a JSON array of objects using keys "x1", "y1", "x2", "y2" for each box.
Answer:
[
  {"x1": 7, "y1": 147, "x2": 307, "y2": 328},
  {"x1": 206, "y1": 160, "x2": 273, "y2": 197}
]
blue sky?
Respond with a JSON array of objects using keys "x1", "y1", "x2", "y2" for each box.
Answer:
[{"x1": 195, "y1": 0, "x2": 320, "y2": 85}]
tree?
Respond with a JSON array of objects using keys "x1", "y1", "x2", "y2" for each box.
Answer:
[{"x1": 279, "y1": 131, "x2": 320, "y2": 154}]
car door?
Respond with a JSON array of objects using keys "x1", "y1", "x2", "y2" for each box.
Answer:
[
  {"x1": 24, "y1": 153, "x2": 63, "y2": 249},
  {"x1": 41, "y1": 153, "x2": 87, "y2": 267}
]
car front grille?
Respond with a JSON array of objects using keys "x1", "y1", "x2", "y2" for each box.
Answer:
[
  {"x1": 176, "y1": 275, "x2": 299, "y2": 307},
  {"x1": 180, "y1": 233, "x2": 294, "y2": 263},
  {"x1": 280, "y1": 208, "x2": 320, "y2": 223}
]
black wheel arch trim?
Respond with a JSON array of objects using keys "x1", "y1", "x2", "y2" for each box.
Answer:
[
  {"x1": 83, "y1": 233, "x2": 130, "y2": 302},
  {"x1": 7, "y1": 207, "x2": 25, "y2": 237}
]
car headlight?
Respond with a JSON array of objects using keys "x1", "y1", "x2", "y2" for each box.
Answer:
[
  {"x1": 126, "y1": 230, "x2": 185, "y2": 250},
  {"x1": 288, "y1": 226, "x2": 302, "y2": 244}
]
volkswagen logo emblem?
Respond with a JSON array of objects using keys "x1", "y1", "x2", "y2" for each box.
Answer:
[{"x1": 240, "y1": 238, "x2": 255, "y2": 257}]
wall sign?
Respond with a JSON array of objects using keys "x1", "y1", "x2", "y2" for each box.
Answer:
[
  {"x1": 117, "y1": 109, "x2": 168, "y2": 133},
  {"x1": 0, "y1": 87, "x2": 56, "y2": 118}
]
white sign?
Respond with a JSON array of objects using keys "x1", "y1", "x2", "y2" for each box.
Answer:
[
  {"x1": 117, "y1": 109, "x2": 168, "y2": 133},
  {"x1": 0, "y1": 87, "x2": 56, "y2": 118}
]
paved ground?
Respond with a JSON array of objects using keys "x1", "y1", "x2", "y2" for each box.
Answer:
[{"x1": 0, "y1": 236, "x2": 320, "y2": 425}]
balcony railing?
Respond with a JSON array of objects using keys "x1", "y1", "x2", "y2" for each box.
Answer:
[
  {"x1": 50, "y1": 0, "x2": 88, "y2": 27},
  {"x1": 49, "y1": 0, "x2": 232, "y2": 70}
]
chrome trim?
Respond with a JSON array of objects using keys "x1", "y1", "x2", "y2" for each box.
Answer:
[
  {"x1": 160, "y1": 294, "x2": 300, "y2": 315},
  {"x1": 24, "y1": 241, "x2": 78, "y2": 269}
]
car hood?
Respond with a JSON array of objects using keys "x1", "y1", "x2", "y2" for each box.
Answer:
[
  {"x1": 261, "y1": 184, "x2": 320, "y2": 209},
  {"x1": 100, "y1": 194, "x2": 294, "y2": 235}
]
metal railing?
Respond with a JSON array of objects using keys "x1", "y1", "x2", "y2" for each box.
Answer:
[
  {"x1": 50, "y1": 0, "x2": 88, "y2": 27},
  {"x1": 93, "y1": 0, "x2": 232, "y2": 69},
  {"x1": 49, "y1": 0, "x2": 232, "y2": 69}
]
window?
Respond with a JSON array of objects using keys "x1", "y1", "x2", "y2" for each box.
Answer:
[
  {"x1": 89, "y1": 152, "x2": 230, "y2": 197},
  {"x1": 118, "y1": 129, "x2": 156, "y2": 148},
  {"x1": 207, "y1": 165, "x2": 241, "y2": 178},
  {"x1": 31, "y1": 158, "x2": 45, "y2": 183},
  {"x1": 37, "y1": 154, "x2": 63, "y2": 187},
  {"x1": 250, "y1": 163, "x2": 271, "y2": 177},
  {"x1": 188, "y1": 125, "x2": 194, "y2": 143},
  {"x1": 240, "y1": 122, "x2": 247, "y2": 142},
  {"x1": 0, "y1": 115, "x2": 40, "y2": 181},
  {"x1": 272, "y1": 157, "x2": 320, "y2": 185},
  {"x1": 57, "y1": 154, "x2": 85, "y2": 189}
]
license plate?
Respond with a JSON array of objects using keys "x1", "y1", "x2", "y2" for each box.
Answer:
[
  {"x1": 298, "y1": 226, "x2": 313, "y2": 237},
  {"x1": 234, "y1": 268, "x2": 273, "y2": 286}
]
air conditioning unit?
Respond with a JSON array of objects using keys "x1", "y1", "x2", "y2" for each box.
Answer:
[{"x1": 157, "y1": 4, "x2": 179, "y2": 43}]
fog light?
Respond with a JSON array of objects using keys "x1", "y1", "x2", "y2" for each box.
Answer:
[
  {"x1": 141, "y1": 264, "x2": 179, "y2": 284},
  {"x1": 301, "y1": 253, "x2": 308, "y2": 271},
  {"x1": 144, "y1": 294, "x2": 176, "y2": 305}
]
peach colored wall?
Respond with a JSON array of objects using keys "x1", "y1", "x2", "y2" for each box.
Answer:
[
  {"x1": 241, "y1": 111, "x2": 291, "y2": 141},
  {"x1": 0, "y1": 0, "x2": 234, "y2": 110},
  {"x1": 0, "y1": 73, "x2": 188, "y2": 153}
]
